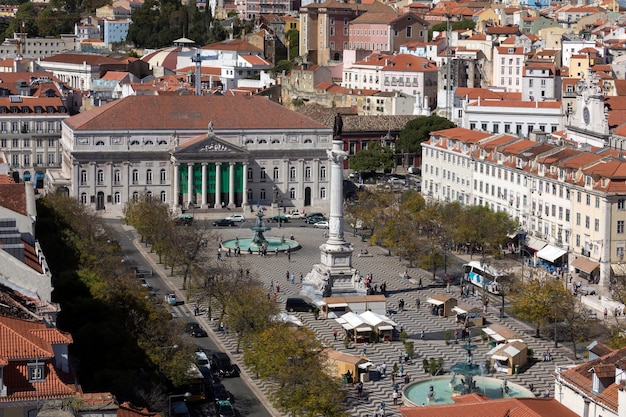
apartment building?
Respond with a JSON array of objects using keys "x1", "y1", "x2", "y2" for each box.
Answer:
[
  {"x1": 492, "y1": 46, "x2": 527, "y2": 92},
  {"x1": 421, "y1": 125, "x2": 626, "y2": 289},
  {"x1": 347, "y1": 12, "x2": 428, "y2": 54},
  {"x1": 299, "y1": 0, "x2": 394, "y2": 65},
  {"x1": 522, "y1": 61, "x2": 560, "y2": 101}
]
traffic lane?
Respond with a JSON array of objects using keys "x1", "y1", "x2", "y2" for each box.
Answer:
[
  {"x1": 104, "y1": 218, "x2": 272, "y2": 417},
  {"x1": 190, "y1": 329, "x2": 272, "y2": 417},
  {"x1": 103, "y1": 219, "x2": 169, "y2": 296}
]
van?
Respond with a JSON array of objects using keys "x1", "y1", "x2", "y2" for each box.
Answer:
[{"x1": 286, "y1": 297, "x2": 314, "y2": 312}]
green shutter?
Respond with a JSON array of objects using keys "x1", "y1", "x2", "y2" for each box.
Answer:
[
  {"x1": 235, "y1": 164, "x2": 243, "y2": 193},
  {"x1": 208, "y1": 164, "x2": 216, "y2": 193}
]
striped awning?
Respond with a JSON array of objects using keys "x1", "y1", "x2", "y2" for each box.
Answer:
[{"x1": 525, "y1": 236, "x2": 546, "y2": 251}]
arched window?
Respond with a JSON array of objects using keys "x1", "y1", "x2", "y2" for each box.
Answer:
[
  {"x1": 160, "y1": 169, "x2": 166, "y2": 184},
  {"x1": 247, "y1": 188, "x2": 253, "y2": 200},
  {"x1": 114, "y1": 192, "x2": 121, "y2": 204},
  {"x1": 160, "y1": 191, "x2": 167, "y2": 202},
  {"x1": 273, "y1": 167, "x2": 279, "y2": 180},
  {"x1": 146, "y1": 191, "x2": 152, "y2": 201},
  {"x1": 114, "y1": 169, "x2": 121, "y2": 185},
  {"x1": 145, "y1": 140, "x2": 154, "y2": 145},
  {"x1": 260, "y1": 188, "x2": 266, "y2": 200},
  {"x1": 320, "y1": 187, "x2": 326, "y2": 199},
  {"x1": 146, "y1": 169, "x2": 153, "y2": 184},
  {"x1": 290, "y1": 188, "x2": 296, "y2": 199},
  {"x1": 95, "y1": 140, "x2": 105, "y2": 146},
  {"x1": 97, "y1": 169, "x2": 104, "y2": 185},
  {"x1": 132, "y1": 169, "x2": 138, "y2": 184},
  {"x1": 320, "y1": 166, "x2": 327, "y2": 180},
  {"x1": 80, "y1": 170, "x2": 87, "y2": 185},
  {"x1": 130, "y1": 140, "x2": 140, "y2": 145},
  {"x1": 80, "y1": 192, "x2": 87, "y2": 204},
  {"x1": 305, "y1": 166, "x2": 311, "y2": 181},
  {"x1": 289, "y1": 166, "x2": 296, "y2": 181},
  {"x1": 304, "y1": 139, "x2": 313, "y2": 144},
  {"x1": 247, "y1": 167, "x2": 253, "y2": 181},
  {"x1": 260, "y1": 167, "x2": 266, "y2": 181},
  {"x1": 132, "y1": 191, "x2": 139, "y2": 201}
]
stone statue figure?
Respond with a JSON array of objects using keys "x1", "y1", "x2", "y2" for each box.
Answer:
[
  {"x1": 333, "y1": 113, "x2": 343, "y2": 138},
  {"x1": 208, "y1": 121, "x2": 214, "y2": 133}
]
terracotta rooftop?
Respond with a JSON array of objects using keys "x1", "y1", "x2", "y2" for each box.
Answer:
[
  {"x1": 201, "y1": 39, "x2": 263, "y2": 53},
  {"x1": 0, "y1": 183, "x2": 27, "y2": 216},
  {"x1": 64, "y1": 95, "x2": 328, "y2": 131},
  {"x1": 430, "y1": 127, "x2": 492, "y2": 144},
  {"x1": 41, "y1": 53, "x2": 122, "y2": 65}
]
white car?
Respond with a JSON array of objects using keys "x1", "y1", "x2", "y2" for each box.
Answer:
[
  {"x1": 226, "y1": 214, "x2": 246, "y2": 222},
  {"x1": 388, "y1": 177, "x2": 406, "y2": 185},
  {"x1": 286, "y1": 211, "x2": 305, "y2": 219},
  {"x1": 313, "y1": 220, "x2": 329, "y2": 229}
]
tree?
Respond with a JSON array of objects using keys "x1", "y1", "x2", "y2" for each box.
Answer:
[
  {"x1": 286, "y1": 29, "x2": 299, "y2": 59},
  {"x1": 509, "y1": 277, "x2": 568, "y2": 338},
  {"x1": 428, "y1": 19, "x2": 475, "y2": 40},
  {"x1": 348, "y1": 141, "x2": 394, "y2": 174},
  {"x1": 396, "y1": 115, "x2": 455, "y2": 156},
  {"x1": 559, "y1": 292, "x2": 598, "y2": 359},
  {"x1": 243, "y1": 325, "x2": 349, "y2": 417},
  {"x1": 455, "y1": 205, "x2": 517, "y2": 260}
]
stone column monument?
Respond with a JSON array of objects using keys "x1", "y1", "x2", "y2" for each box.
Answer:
[{"x1": 301, "y1": 114, "x2": 366, "y2": 300}]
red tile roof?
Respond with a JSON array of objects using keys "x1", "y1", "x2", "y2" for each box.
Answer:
[
  {"x1": 41, "y1": 53, "x2": 122, "y2": 65},
  {"x1": 430, "y1": 127, "x2": 492, "y2": 144},
  {"x1": 64, "y1": 95, "x2": 328, "y2": 131},
  {"x1": 201, "y1": 39, "x2": 263, "y2": 53},
  {"x1": 0, "y1": 183, "x2": 26, "y2": 216}
]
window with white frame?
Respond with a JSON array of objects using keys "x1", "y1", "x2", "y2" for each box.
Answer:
[
  {"x1": 290, "y1": 188, "x2": 296, "y2": 199},
  {"x1": 28, "y1": 363, "x2": 44, "y2": 382},
  {"x1": 146, "y1": 169, "x2": 153, "y2": 184},
  {"x1": 80, "y1": 170, "x2": 87, "y2": 185},
  {"x1": 289, "y1": 166, "x2": 296, "y2": 181},
  {"x1": 97, "y1": 169, "x2": 104, "y2": 185},
  {"x1": 305, "y1": 166, "x2": 311, "y2": 181},
  {"x1": 114, "y1": 170, "x2": 121, "y2": 185},
  {"x1": 320, "y1": 187, "x2": 326, "y2": 199},
  {"x1": 160, "y1": 169, "x2": 166, "y2": 184},
  {"x1": 320, "y1": 166, "x2": 326, "y2": 180},
  {"x1": 114, "y1": 192, "x2": 121, "y2": 204},
  {"x1": 132, "y1": 169, "x2": 139, "y2": 184},
  {"x1": 160, "y1": 191, "x2": 166, "y2": 202},
  {"x1": 80, "y1": 192, "x2": 87, "y2": 204}
]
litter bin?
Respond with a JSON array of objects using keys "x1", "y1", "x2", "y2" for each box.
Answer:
[
  {"x1": 514, "y1": 365, "x2": 519, "y2": 374},
  {"x1": 342, "y1": 373, "x2": 349, "y2": 384},
  {"x1": 360, "y1": 372, "x2": 370, "y2": 383}
]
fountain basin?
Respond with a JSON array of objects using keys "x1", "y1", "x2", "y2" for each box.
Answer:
[
  {"x1": 221, "y1": 237, "x2": 300, "y2": 252},
  {"x1": 403, "y1": 375, "x2": 535, "y2": 406}
]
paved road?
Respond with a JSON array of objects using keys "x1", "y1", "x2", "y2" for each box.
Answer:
[
  {"x1": 104, "y1": 219, "x2": 273, "y2": 417},
  {"x1": 105, "y1": 211, "x2": 582, "y2": 417}
]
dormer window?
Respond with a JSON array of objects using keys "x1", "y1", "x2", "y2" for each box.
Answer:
[
  {"x1": 28, "y1": 362, "x2": 45, "y2": 382},
  {"x1": 585, "y1": 175, "x2": 592, "y2": 186},
  {"x1": 516, "y1": 158, "x2": 523, "y2": 169},
  {"x1": 498, "y1": 153, "x2": 503, "y2": 161},
  {"x1": 602, "y1": 178, "x2": 608, "y2": 187}
]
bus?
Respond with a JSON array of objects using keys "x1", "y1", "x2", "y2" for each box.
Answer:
[
  {"x1": 186, "y1": 363, "x2": 206, "y2": 402},
  {"x1": 462, "y1": 261, "x2": 507, "y2": 295}
]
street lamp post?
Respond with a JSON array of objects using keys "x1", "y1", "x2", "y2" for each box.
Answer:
[{"x1": 168, "y1": 392, "x2": 191, "y2": 417}]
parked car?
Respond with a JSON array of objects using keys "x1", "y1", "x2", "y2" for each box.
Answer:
[
  {"x1": 139, "y1": 278, "x2": 150, "y2": 288},
  {"x1": 186, "y1": 322, "x2": 208, "y2": 338},
  {"x1": 286, "y1": 297, "x2": 314, "y2": 312},
  {"x1": 176, "y1": 215, "x2": 193, "y2": 226},
  {"x1": 210, "y1": 383, "x2": 233, "y2": 403},
  {"x1": 388, "y1": 177, "x2": 406, "y2": 185},
  {"x1": 225, "y1": 214, "x2": 246, "y2": 222},
  {"x1": 215, "y1": 400, "x2": 235, "y2": 417},
  {"x1": 313, "y1": 220, "x2": 329, "y2": 229},
  {"x1": 213, "y1": 218, "x2": 235, "y2": 227},
  {"x1": 408, "y1": 166, "x2": 421, "y2": 175},
  {"x1": 267, "y1": 215, "x2": 289, "y2": 223},
  {"x1": 195, "y1": 350, "x2": 211, "y2": 370},
  {"x1": 286, "y1": 210, "x2": 305, "y2": 219},
  {"x1": 305, "y1": 215, "x2": 326, "y2": 224},
  {"x1": 211, "y1": 352, "x2": 239, "y2": 377},
  {"x1": 164, "y1": 293, "x2": 177, "y2": 305}
]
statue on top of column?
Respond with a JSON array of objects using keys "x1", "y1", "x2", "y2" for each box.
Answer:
[
  {"x1": 208, "y1": 121, "x2": 214, "y2": 134},
  {"x1": 333, "y1": 113, "x2": 343, "y2": 138}
]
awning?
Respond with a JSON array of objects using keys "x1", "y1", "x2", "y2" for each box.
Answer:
[
  {"x1": 491, "y1": 355, "x2": 509, "y2": 361},
  {"x1": 525, "y1": 236, "x2": 546, "y2": 251},
  {"x1": 452, "y1": 306, "x2": 467, "y2": 315},
  {"x1": 572, "y1": 257, "x2": 600, "y2": 274},
  {"x1": 482, "y1": 327, "x2": 505, "y2": 341},
  {"x1": 358, "y1": 362, "x2": 373, "y2": 370},
  {"x1": 537, "y1": 245, "x2": 567, "y2": 263},
  {"x1": 356, "y1": 327, "x2": 372, "y2": 332},
  {"x1": 612, "y1": 264, "x2": 626, "y2": 276},
  {"x1": 377, "y1": 325, "x2": 394, "y2": 331},
  {"x1": 427, "y1": 298, "x2": 445, "y2": 306},
  {"x1": 328, "y1": 303, "x2": 349, "y2": 308}
]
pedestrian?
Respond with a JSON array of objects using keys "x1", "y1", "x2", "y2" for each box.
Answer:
[
  {"x1": 300, "y1": 273, "x2": 304, "y2": 283},
  {"x1": 454, "y1": 329, "x2": 459, "y2": 343},
  {"x1": 290, "y1": 233, "x2": 294, "y2": 240},
  {"x1": 193, "y1": 304, "x2": 199, "y2": 316},
  {"x1": 270, "y1": 279, "x2": 274, "y2": 290},
  {"x1": 363, "y1": 343, "x2": 367, "y2": 356},
  {"x1": 275, "y1": 248, "x2": 278, "y2": 257},
  {"x1": 416, "y1": 297, "x2": 421, "y2": 309},
  {"x1": 333, "y1": 330, "x2": 338, "y2": 341},
  {"x1": 276, "y1": 284, "x2": 280, "y2": 293},
  {"x1": 357, "y1": 381, "x2": 363, "y2": 398},
  {"x1": 381, "y1": 362, "x2": 387, "y2": 377},
  {"x1": 420, "y1": 330, "x2": 425, "y2": 340},
  {"x1": 291, "y1": 273, "x2": 295, "y2": 284},
  {"x1": 418, "y1": 277, "x2": 422, "y2": 289},
  {"x1": 543, "y1": 387, "x2": 550, "y2": 398},
  {"x1": 287, "y1": 248, "x2": 291, "y2": 261},
  {"x1": 286, "y1": 271, "x2": 290, "y2": 280},
  {"x1": 392, "y1": 390, "x2": 398, "y2": 405},
  {"x1": 217, "y1": 248, "x2": 222, "y2": 260}
]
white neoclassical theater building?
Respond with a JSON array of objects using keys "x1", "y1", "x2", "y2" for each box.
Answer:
[{"x1": 47, "y1": 94, "x2": 333, "y2": 212}]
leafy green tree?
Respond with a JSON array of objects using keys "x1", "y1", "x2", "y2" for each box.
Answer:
[
  {"x1": 244, "y1": 325, "x2": 349, "y2": 417},
  {"x1": 510, "y1": 277, "x2": 568, "y2": 338},
  {"x1": 273, "y1": 59, "x2": 293, "y2": 75},
  {"x1": 348, "y1": 141, "x2": 394, "y2": 174},
  {"x1": 428, "y1": 19, "x2": 475, "y2": 40},
  {"x1": 455, "y1": 205, "x2": 517, "y2": 260},
  {"x1": 396, "y1": 115, "x2": 455, "y2": 157},
  {"x1": 286, "y1": 29, "x2": 299, "y2": 59}
]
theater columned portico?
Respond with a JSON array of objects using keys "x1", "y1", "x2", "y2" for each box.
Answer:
[{"x1": 171, "y1": 133, "x2": 249, "y2": 210}]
